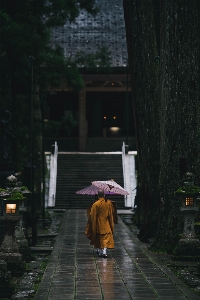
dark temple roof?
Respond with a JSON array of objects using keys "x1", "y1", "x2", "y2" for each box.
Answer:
[{"x1": 50, "y1": 0, "x2": 128, "y2": 68}]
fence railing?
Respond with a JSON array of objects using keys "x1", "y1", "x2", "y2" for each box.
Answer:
[
  {"x1": 48, "y1": 141, "x2": 58, "y2": 207},
  {"x1": 122, "y1": 141, "x2": 128, "y2": 205}
]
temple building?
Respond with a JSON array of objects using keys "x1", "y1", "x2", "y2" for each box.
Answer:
[{"x1": 45, "y1": 0, "x2": 135, "y2": 152}]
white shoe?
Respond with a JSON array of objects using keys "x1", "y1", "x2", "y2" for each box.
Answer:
[
  {"x1": 102, "y1": 248, "x2": 107, "y2": 258},
  {"x1": 102, "y1": 248, "x2": 107, "y2": 254}
]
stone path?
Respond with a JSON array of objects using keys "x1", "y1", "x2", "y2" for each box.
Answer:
[{"x1": 34, "y1": 209, "x2": 199, "y2": 300}]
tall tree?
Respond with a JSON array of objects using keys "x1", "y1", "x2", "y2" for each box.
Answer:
[
  {"x1": 158, "y1": 0, "x2": 200, "y2": 250},
  {"x1": 123, "y1": 0, "x2": 200, "y2": 250},
  {"x1": 123, "y1": 0, "x2": 160, "y2": 241}
]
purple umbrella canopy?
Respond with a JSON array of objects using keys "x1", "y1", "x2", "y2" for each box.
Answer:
[
  {"x1": 91, "y1": 180, "x2": 129, "y2": 195},
  {"x1": 76, "y1": 184, "x2": 115, "y2": 195}
]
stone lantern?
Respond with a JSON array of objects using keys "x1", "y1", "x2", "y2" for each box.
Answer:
[
  {"x1": 1, "y1": 195, "x2": 30, "y2": 261},
  {"x1": 0, "y1": 174, "x2": 29, "y2": 265},
  {"x1": 0, "y1": 198, "x2": 22, "y2": 262},
  {"x1": 175, "y1": 172, "x2": 200, "y2": 256}
]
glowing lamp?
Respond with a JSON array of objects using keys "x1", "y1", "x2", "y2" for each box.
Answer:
[
  {"x1": 185, "y1": 197, "x2": 194, "y2": 206},
  {"x1": 6, "y1": 204, "x2": 17, "y2": 214},
  {"x1": 2, "y1": 200, "x2": 19, "y2": 216}
]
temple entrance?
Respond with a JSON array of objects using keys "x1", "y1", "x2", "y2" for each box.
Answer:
[
  {"x1": 86, "y1": 91, "x2": 134, "y2": 138},
  {"x1": 44, "y1": 89, "x2": 136, "y2": 151}
]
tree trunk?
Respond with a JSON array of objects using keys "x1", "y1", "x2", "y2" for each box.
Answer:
[
  {"x1": 123, "y1": 0, "x2": 200, "y2": 249},
  {"x1": 123, "y1": 0, "x2": 161, "y2": 241},
  {"x1": 158, "y1": 0, "x2": 200, "y2": 250}
]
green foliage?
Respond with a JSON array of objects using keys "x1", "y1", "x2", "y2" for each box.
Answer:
[
  {"x1": 149, "y1": 245, "x2": 167, "y2": 253},
  {"x1": 74, "y1": 46, "x2": 112, "y2": 73},
  {"x1": 175, "y1": 186, "x2": 200, "y2": 195},
  {"x1": 21, "y1": 186, "x2": 29, "y2": 191},
  {"x1": 7, "y1": 192, "x2": 25, "y2": 200},
  {"x1": 64, "y1": 65, "x2": 84, "y2": 91},
  {"x1": 0, "y1": 0, "x2": 99, "y2": 172},
  {"x1": 60, "y1": 113, "x2": 77, "y2": 137},
  {"x1": 0, "y1": 188, "x2": 6, "y2": 192},
  {"x1": 44, "y1": 113, "x2": 77, "y2": 137}
]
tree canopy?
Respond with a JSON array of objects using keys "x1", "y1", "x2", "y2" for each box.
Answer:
[{"x1": 0, "y1": 0, "x2": 99, "y2": 171}]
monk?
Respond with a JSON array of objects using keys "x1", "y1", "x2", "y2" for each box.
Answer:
[
  {"x1": 84, "y1": 195, "x2": 98, "y2": 240},
  {"x1": 84, "y1": 203, "x2": 93, "y2": 240},
  {"x1": 90, "y1": 189, "x2": 114, "y2": 258}
]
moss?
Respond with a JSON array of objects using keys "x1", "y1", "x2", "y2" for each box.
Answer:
[
  {"x1": 21, "y1": 186, "x2": 29, "y2": 191},
  {"x1": 6, "y1": 192, "x2": 25, "y2": 201},
  {"x1": 175, "y1": 186, "x2": 200, "y2": 195},
  {"x1": 149, "y1": 245, "x2": 167, "y2": 253}
]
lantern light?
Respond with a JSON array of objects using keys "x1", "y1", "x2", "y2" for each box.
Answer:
[
  {"x1": 6, "y1": 203, "x2": 17, "y2": 214},
  {"x1": 2, "y1": 200, "x2": 20, "y2": 216},
  {"x1": 185, "y1": 197, "x2": 194, "y2": 206}
]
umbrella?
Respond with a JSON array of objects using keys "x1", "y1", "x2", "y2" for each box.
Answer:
[
  {"x1": 92, "y1": 179, "x2": 129, "y2": 195},
  {"x1": 76, "y1": 184, "x2": 115, "y2": 195},
  {"x1": 76, "y1": 183, "x2": 118, "y2": 224}
]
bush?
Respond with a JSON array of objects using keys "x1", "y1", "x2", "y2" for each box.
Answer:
[
  {"x1": 44, "y1": 120, "x2": 60, "y2": 137},
  {"x1": 60, "y1": 113, "x2": 77, "y2": 137}
]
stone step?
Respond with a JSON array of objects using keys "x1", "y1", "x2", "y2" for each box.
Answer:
[
  {"x1": 55, "y1": 153, "x2": 125, "y2": 209},
  {"x1": 30, "y1": 246, "x2": 53, "y2": 253}
]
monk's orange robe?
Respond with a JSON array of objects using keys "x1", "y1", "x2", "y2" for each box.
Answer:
[
  {"x1": 90, "y1": 197, "x2": 114, "y2": 249},
  {"x1": 84, "y1": 203, "x2": 93, "y2": 240}
]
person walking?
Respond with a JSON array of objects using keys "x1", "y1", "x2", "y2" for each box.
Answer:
[{"x1": 90, "y1": 189, "x2": 114, "y2": 258}]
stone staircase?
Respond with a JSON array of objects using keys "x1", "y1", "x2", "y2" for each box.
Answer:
[{"x1": 55, "y1": 152, "x2": 125, "y2": 209}]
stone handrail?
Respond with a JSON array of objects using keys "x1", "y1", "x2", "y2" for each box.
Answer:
[
  {"x1": 122, "y1": 141, "x2": 127, "y2": 203},
  {"x1": 48, "y1": 141, "x2": 58, "y2": 207}
]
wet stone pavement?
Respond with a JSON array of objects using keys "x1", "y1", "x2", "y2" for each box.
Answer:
[
  {"x1": 121, "y1": 214, "x2": 200, "y2": 297},
  {"x1": 34, "y1": 209, "x2": 199, "y2": 300},
  {"x1": 10, "y1": 211, "x2": 63, "y2": 300}
]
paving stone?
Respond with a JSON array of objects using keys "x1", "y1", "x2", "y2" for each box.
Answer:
[
  {"x1": 102, "y1": 292, "x2": 131, "y2": 299},
  {"x1": 131, "y1": 297, "x2": 159, "y2": 299},
  {"x1": 34, "y1": 210, "x2": 199, "y2": 300},
  {"x1": 75, "y1": 296, "x2": 103, "y2": 300},
  {"x1": 51, "y1": 281, "x2": 74, "y2": 286},
  {"x1": 156, "y1": 297, "x2": 186, "y2": 300},
  {"x1": 34, "y1": 293, "x2": 49, "y2": 300},
  {"x1": 48, "y1": 295, "x2": 74, "y2": 300},
  {"x1": 76, "y1": 282, "x2": 100, "y2": 287},
  {"x1": 75, "y1": 291, "x2": 102, "y2": 297},
  {"x1": 155, "y1": 289, "x2": 186, "y2": 297}
]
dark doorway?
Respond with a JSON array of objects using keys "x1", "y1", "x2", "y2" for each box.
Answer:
[{"x1": 86, "y1": 91, "x2": 134, "y2": 138}]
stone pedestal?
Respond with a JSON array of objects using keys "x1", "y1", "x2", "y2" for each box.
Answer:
[
  {"x1": 174, "y1": 206, "x2": 200, "y2": 257},
  {"x1": 181, "y1": 207, "x2": 199, "y2": 238},
  {"x1": 0, "y1": 216, "x2": 25, "y2": 275},
  {"x1": 15, "y1": 220, "x2": 30, "y2": 260},
  {"x1": 0, "y1": 215, "x2": 21, "y2": 254}
]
